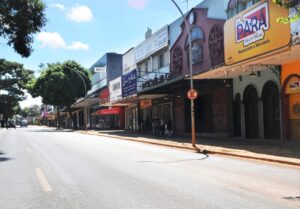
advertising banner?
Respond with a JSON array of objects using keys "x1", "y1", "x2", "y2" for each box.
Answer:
[
  {"x1": 224, "y1": 0, "x2": 290, "y2": 65},
  {"x1": 109, "y1": 77, "x2": 122, "y2": 102},
  {"x1": 122, "y1": 69, "x2": 137, "y2": 97}
]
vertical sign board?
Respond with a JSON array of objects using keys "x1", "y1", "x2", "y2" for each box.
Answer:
[
  {"x1": 109, "y1": 77, "x2": 122, "y2": 102},
  {"x1": 224, "y1": 0, "x2": 290, "y2": 65},
  {"x1": 122, "y1": 69, "x2": 137, "y2": 98}
]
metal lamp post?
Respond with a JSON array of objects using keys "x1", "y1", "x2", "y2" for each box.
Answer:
[
  {"x1": 171, "y1": 0, "x2": 196, "y2": 147},
  {"x1": 64, "y1": 66, "x2": 88, "y2": 132}
]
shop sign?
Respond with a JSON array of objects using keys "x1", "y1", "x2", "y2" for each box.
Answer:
[
  {"x1": 99, "y1": 87, "x2": 110, "y2": 105},
  {"x1": 94, "y1": 66, "x2": 106, "y2": 73},
  {"x1": 290, "y1": 4, "x2": 300, "y2": 43},
  {"x1": 123, "y1": 48, "x2": 136, "y2": 75},
  {"x1": 95, "y1": 107, "x2": 122, "y2": 115},
  {"x1": 224, "y1": 0, "x2": 290, "y2": 65},
  {"x1": 109, "y1": 77, "x2": 122, "y2": 102},
  {"x1": 122, "y1": 69, "x2": 137, "y2": 97},
  {"x1": 286, "y1": 80, "x2": 300, "y2": 94},
  {"x1": 140, "y1": 100, "x2": 152, "y2": 109},
  {"x1": 135, "y1": 26, "x2": 168, "y2": 63}
]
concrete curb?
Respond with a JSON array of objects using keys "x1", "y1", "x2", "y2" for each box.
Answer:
[{"x1": 77, "y1": 130, "x2": 300, "y2": 167}]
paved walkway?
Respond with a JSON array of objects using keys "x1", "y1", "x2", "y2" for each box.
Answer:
[{"x1": 77, "y1": 129, "x2": 300, "y2": 167}]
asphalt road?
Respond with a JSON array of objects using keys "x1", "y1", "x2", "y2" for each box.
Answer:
[{"x1": 0, "y1": 126, "x2": 300, "y2": 209}]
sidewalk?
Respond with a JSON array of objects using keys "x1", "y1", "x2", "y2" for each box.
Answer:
[{"x1": 77, "y1": 129, "x2": 300, "y2": 167}]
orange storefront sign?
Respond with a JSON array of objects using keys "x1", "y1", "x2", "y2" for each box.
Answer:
[
  {"x1": 286, "y1": 77, "x2": 300, "y2": 94},
  {"x1": 140, "y1": 100, "x2": 152, "y2": 109},
  {"x1": 224, "y1": 0, "x2": 290, "y2": 65}
]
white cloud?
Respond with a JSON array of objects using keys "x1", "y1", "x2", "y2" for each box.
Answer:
[
  {"x1": 37, "y1": 32, "x2": 89, "y2": 50},
  {"x1": 51, "y1": 3, "x2": 65, "y2": 11},
  {"x1": 37, "y1": 32, "x2": 66, "y2": 48},
  {"x1": 67, "y1": 5, "x2": 93, "y2": 22},
  {"x1": 67, "y1": 42, "x2": 90, "y2": 50}
]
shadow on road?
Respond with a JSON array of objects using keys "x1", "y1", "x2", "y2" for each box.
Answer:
[
  {"x1": 0, "y1": 151, "x2": 12, "y2": 162},
  {"x1": 25, "y1": 129, "x2": 74, "y2": 133},
  {"x1": 138, "y1": 155, "x2": 209, "y2": 164}
]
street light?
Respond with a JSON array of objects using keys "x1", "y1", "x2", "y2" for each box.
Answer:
[
  {"x1": 64, "y1": 65, "x2": 88, "y2": 132},
  {"x1": 171, "y1": 0, "x2": 196, "y2": 147}
]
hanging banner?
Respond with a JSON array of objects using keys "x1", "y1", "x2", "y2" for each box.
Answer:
[
  {"x1": 122, "y1": 69, "x2": 137, "y2": 97},
  {"x1": 224, "y1": 0, "x2": 290, "y2": 65}
]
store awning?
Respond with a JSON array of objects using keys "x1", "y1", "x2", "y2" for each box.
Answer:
[
  {"x1": 193, "y1": 44, "x2": 300, "y2": 80},
  {"x1": 94, "y1": 107, "x2": 123, "y2": 115}
]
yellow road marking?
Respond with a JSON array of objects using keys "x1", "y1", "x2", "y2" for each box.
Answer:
[{"x1": 35, "y1": 168, "x2": 52, "y2": 192}]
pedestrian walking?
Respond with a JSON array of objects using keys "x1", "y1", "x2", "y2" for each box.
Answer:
[
  {"x1": 152, "y1": 115, "x2": 160, "y2": 136},
  {"x1": 160, "y1": 119, "x2": 165, "y2": 135},
  {"x1": 167, "y1": 119, "x2": 173, "y2": 137}
]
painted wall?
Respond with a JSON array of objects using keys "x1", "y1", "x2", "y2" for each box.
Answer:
[
  {"x1": 233, "y1": 68, "x2": 281, "y2": 99},
  {"x1": 170, "y1": 8, "x2": 225, "y2": 76},
  {"x1": 281, "y1": 60, "x2": 300, "y2": 84}
]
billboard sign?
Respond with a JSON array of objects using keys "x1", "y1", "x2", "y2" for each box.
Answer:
[
  {"x1": 122, "y1": 69, "x2": 137, "y2": 97},
  {"x1": 225, "y1": 0, "x2": 290, "y2": 65}
]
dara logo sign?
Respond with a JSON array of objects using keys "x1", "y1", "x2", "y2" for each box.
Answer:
[{"x1": 235, "y1": 2, "x2": 269, "y2": 46}]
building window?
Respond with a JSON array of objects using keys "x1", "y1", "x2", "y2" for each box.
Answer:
[
  {"x1": 159, "y1": 53, "x2": 165, "y2": 68},
  {"x1": 185, "y1": 26, "x2": 204, "y2": 65},
  {"x1": 227, "y1": 0, "x2": 261, "y2": 19}
]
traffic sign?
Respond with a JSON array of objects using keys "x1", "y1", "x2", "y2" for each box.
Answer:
[{"x1": 187, "y1": 89, "x2": 198, "y2": 100}]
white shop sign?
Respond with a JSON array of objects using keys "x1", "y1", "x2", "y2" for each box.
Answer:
[
  {"x1": 135, "y1": 25, "x2": 168, "y2": 62},
  {"x1": 109, "y1": 77, "x2": 122, "y2": 102}
]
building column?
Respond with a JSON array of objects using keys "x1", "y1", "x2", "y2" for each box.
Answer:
[
  {"x1": 258, "y1": 98, "x2": 264, "y2": 140},
  {"x1": 240, "y1": 101, "x2": 246, "y2": 139}
]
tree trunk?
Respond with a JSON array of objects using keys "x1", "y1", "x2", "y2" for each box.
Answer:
[{"x1": 67, "y1": 106, "x2": 77, "y2": 129}]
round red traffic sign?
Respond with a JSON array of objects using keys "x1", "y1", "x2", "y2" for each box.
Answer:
[{"x1": 187, "y1": 89, "x2": 198, "y2": 100}]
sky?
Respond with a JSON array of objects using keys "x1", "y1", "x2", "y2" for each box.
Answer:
[{"x1": 1, "y1": 0, "x2": 202, "y2": 108}]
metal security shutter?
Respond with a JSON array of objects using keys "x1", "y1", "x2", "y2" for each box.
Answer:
[{"x1": 288, "y1": 92, "x2": 300, "y2": 140}]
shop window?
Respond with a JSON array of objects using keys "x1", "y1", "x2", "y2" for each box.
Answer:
[
  {"x1": 172, "y1": 46, "x2": 183, "y2": 76},
  {"x1": 227, "y1": 0, "x2": 261, "y2": 19}
]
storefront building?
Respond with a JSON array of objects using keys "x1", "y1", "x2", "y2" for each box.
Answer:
[
  {"x1": 194, "y1": 0, "x2": 300, "y2": 140},
  {"x1": 121, "y1": 48, "x2": 139, "y2": 131},
  {"x1": 281, "y1": 6, "x2": 300, "y2": 140},
  {"x1": 169, "y1": 3, "x2": 228, "y2": 136}
]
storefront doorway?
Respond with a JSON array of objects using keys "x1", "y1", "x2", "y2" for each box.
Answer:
[
  {"x1": 233, "y1": 93, "x2": 242, "y2": 137},
  {"x1": 244, "y1": 85, "x2": 259, "y2": 139},
  {"x1": 262, "y1": 81, "x2": 280, "y2": 139}
]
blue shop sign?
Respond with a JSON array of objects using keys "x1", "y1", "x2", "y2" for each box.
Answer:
[{"x1": 122, "y1": 69, "x2": 137, "y2": 97}]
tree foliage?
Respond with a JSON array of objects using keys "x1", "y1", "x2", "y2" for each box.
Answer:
[
  {"x1": 0, "y1": 59, "x2": 34, "y2": 120},
  {"x1": 0, "y1": 0, "x2": 47, "y2": 57},
  {"x1": 20, "y1": 104, "x2": 40, "y2": 118},
  {"x1": 30, "y1": 60, "x2": 92, "y2": 128},
  {"x1": 273, "y1": 0, "x2": 300, "y2": 24}
]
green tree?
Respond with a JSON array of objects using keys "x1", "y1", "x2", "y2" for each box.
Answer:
[
  {"x1": 273, "y1": 0, "x2": 300, "y2": 23},
  {"x1": 30, "y1": 60, "x2": 91, "y2": 129},
  {"x1": 0, "y1": 0, "x2": 47, "y2": 57},
  {"x1": 20, "y1": 104, "x2": 40, "y2": 118},
  {"x1": 0, "y1": 59, "x2": 34, "y2": 122}
]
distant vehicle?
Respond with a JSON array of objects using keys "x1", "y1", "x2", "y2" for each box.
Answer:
[
  {"x1": 20, "y1": 120, "x2": 28, "y2": 127},
  {"x1": 7, "y1": 120, "x2": 16, "y2": 129}
]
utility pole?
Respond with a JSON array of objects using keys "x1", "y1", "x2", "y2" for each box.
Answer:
[{"x1": 171, "y1": 0, "x2": 196, "y2": 147}]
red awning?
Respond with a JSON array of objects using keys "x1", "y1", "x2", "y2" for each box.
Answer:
[{"x1": 95, "y1": 107, "x2": 122, "y2": 115}]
